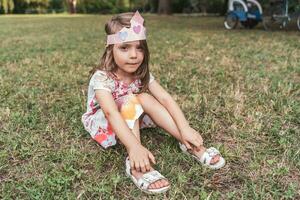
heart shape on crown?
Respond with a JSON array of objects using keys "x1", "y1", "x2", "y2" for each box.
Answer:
[
  {"x1": 133, "y1": 25, "x2": 141, "y2": 34},
  {"x1": 107, "y1": 11, "x2": 146, "y2": 45},
  {"x1": 119, "y1": 31, "x2": 128, "y2": 41}
]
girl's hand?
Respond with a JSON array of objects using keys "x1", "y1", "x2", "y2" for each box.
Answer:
[
  {"x1": 180, "y1": 126, "x2": 203, "y2": 151},
  {"x1": 127, "y1": 144, "x2": 156, "y2": 173}
]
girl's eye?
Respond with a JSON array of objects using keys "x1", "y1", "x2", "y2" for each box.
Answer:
[
  {"x1": 120, "y1": 46, "x2": 128, "y2": 50},
  {"x1": 137, "y1": 46, "x2": 143, "y2": 51}
]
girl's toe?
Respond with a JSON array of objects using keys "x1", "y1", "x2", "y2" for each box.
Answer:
[
  {"x1": 159, "y1": 180, "x2": 164, "y2": 188},
  {"x1": 163, "y1": 180, "x2": 169, "y2": 187},
  {"x1": 145, "y1": 177, "x2": 169, "y2": 190},
  {"x1": 211, "y1": 155, "x2": 220, "y2": 164},
  {"x1": 156, "y1": 181, "x2": 162, "y2": 188},
  {"x1": 151, "y1": 182, "x2": 157, "y2": 189},
  {"x1": 148, "y1": 180, "x2": 169, "y2": 190},
  {"x1": 148, "y1": 184, "x2": 154, "y2": 189}
]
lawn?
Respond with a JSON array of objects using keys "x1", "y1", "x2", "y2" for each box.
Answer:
[{"x1": 0, "y1": 14, "x2": 299, "y2": 199}]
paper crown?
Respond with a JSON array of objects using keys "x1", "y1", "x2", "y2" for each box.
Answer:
[{"x1": 106, "y1": 11, "x2": 146, "y2": 45}]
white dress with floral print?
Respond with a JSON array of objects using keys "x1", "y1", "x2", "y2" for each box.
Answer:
[{"x1": 82, "y1": 70, "x2": 156, "y2": 148}]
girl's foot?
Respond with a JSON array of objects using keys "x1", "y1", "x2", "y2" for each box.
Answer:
[
  {"x1": 131, "y1": 167, "x2": 170, "y2": 189},
  {"x1": 190, "y1": 146, "x2": 220, "y2": 165},
  {"x1": 125, "y1": 157, "x2": 170, "y2": 194},
  {"x1": 179, "y1": 143, "x2": 225, "y2": 169}
]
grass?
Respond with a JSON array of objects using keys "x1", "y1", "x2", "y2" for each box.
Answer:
[{"x1": 0, "y1": 14, "x2": 299, "y2": 199}]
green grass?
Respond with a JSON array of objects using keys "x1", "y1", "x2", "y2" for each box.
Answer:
[{"x1": 0, "y1": 14, "x2": 299, "y2": 199}]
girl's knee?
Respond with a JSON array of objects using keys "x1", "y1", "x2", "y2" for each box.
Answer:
[{"x1": 137, "y1": 93, "x2": 155, "y2": 104}]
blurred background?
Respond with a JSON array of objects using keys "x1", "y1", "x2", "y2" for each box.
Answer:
[{"x1": 1, "y1": 0, "x2": 299, "y2": 15}]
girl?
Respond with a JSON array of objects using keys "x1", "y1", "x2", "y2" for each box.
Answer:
[{"x1": 82, "y1": 11, "x2": 225, "y2": 194}]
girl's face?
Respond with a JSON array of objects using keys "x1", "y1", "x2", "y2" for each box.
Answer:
[{"x1": 113, "y1": 40, "x2": 144, "y2": 76}]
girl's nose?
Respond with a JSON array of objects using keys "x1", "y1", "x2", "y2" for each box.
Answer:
[{"x1": 129, "y1": 48, "x2": 137, "y2": 58}]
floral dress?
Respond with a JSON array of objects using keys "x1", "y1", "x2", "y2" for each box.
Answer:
[{"x1": 81, "y1": 70, "x2": 156, "y2": 149}]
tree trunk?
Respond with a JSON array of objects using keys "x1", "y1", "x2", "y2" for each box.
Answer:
[
  {"x1": 67, "y1": 0, "x2": 76, "y2": 14},
  {"x1": 200, "y1": 5, "x2": 207, "y2": 14},
  {"x1": 158, "y1": 0, "x2": 171, "y2": 15},
  {"x1": 199, "y1": 0, "x2": 208, "y2": 14},
  {"x1": 222, "y1": 0, "x2": 229, "y2": 15}
]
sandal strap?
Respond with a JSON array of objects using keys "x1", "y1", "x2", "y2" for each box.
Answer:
[
  {"x1": 125, "y1": 157, "x2": 167, "y2": 190},
  {"x1": 137, "y1": 170, "x2": 166, "y2": 190},
  {"x1": 179, "y1": 142, "x2": 188, "y2": 152},
  {"x1": 200, "y1": 147, "x2": 220, "y2": 165}
]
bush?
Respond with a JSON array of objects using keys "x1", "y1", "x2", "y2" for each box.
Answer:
[
  {"x1": 3, "y1": 0, "x2": 300, "y2": 15},
  {"x1": 77, "y1": 0, "x2": 124, "y2": 14},
  {"x1": 207, "y1": 0, "x2": 225, "y2": 14},
  {"x1": 49, "y1": 0, "x2": 65, "y2": 13}
]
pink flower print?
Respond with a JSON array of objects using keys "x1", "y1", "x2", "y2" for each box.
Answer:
[
  {"x1": 107, "y1": 123, "x2": 114, "y2": 135},
  {"x1": 89, "y1": 98, "x2": 98, "y2": 114},
  {"x1": 94, "y1": 133, "x2": 108, "y2": 144}
]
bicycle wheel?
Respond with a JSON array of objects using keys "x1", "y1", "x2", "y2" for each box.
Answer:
[
  {"x1": 241, "y1": 19, "x2": 259, "y2": 29},
  {"x1": 263, "y1": 1, "x2": 285, "y2": 31},
  {"x1": 263, "y1": 15, "x2": 278, "y2": 30},
  {"x1": 241, "y1": 1, "x2": 260, "y2": 29},
  {"x1": 224, "y1": 12, "x2": 238, "y2": 30}
]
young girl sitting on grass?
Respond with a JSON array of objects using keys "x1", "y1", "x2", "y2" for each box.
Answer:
[{"x1": 82, "y1": 11, "x2": 225, "y2": 194}]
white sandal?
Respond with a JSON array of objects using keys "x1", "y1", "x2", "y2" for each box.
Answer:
[
  {"x1": 125, "y1": 157, "x2": 170, "y2": 194},
  {"x1": 179, "y1": 143, "x2": 226, "y2": 170}
]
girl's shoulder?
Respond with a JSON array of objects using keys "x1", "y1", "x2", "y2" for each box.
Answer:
[
  {"x1": 149, "y1": 72, "x2": 155, "y2": 84},
  {"x1": 92, "y1": 69, "x2": 109, "y2": 78},
  {"x1": 91, "y1": 70, "x2": 114, "y2": 81},
  {"x1": 90, "y1": 70, "x2": 115, "y2": 92}
]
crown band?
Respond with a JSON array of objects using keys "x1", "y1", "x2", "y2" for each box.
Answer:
[{"x1": 106, "y1": 11, "x2": 146, "y2": 45}]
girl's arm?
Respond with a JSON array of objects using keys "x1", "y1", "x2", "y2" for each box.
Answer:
[
  {"x1": 95, "y1": 90, "x2": 155, "y2": 172},
  {"x1": 148, "y1": 80, "x2": 203, "y2": 149}
]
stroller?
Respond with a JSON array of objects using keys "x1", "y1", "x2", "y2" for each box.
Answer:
[
  {"x1": 224, "y1": 0, "x2": 263, "y2": 29},
  {"x1": 263, "y1": 0, "x2": 300, "y2": 31}
]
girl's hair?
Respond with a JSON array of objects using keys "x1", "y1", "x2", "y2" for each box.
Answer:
[{"x1": 90, "y1": 12, "x2": 150, "y2": 93}]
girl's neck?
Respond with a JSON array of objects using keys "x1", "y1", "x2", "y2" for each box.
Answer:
[{"x1": 114, "y1": 69, "x2": 135, "y2": 85}]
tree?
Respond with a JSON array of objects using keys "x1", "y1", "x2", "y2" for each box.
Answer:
[
  {"x1": 149, "y1": 0, "x2": 158, "y2": 13},
  {"x1": 158, "y1": 0, "x2": 171, "y2": 14},
  {"x1": 67, "y1": 0, "x2": 76, "y2": 13},
  {"x1": 199, "y1": 0, "x2": 208, "y2": 14},
  {"x1": 23, "y1": 0, "x2": 50, "y2": 13},
  {"x1": 0, "y1": 0, "x2": 14, "y2": 13}
]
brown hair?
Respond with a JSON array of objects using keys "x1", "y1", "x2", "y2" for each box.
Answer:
[{"x1": 90, "y1": 12, "x2": 150, "y2": 93}]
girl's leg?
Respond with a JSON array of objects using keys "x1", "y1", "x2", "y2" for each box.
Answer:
[
  {"x1": 130, "y1": 119, "x2": 169, "y2": 189},
  {"x1": 137, "y1": 93, "x2": 220, "y2": 164}
]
